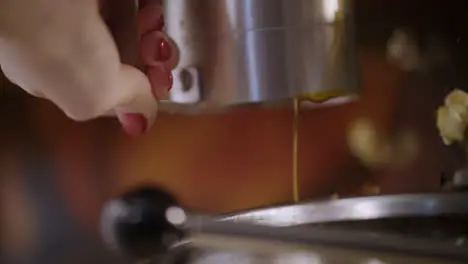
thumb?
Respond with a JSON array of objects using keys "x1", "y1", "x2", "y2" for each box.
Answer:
[{"x1": 108, "y1": 64, "x2": 158, "y2": 136}]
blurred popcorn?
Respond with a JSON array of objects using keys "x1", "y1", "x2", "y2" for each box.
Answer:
[
  {"x1": 347, "y1": 118, "x2": 418, "y2": 168},
  {"x1": 437, "y1": 89, "x2": 468, "y2": 145}
]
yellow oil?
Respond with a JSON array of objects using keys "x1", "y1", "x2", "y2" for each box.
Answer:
[
  {"x1": 291, "y1": 3, "x2": 352, "y2": 202},
  {"x1": 291, "y1": 90, "x2": 351, "y2": 203},
  {"x1": 297, "y1": 89, "x2": 352, "y2": 103},
  {"x1": 292, "y1": 98, "x2": 300, "y2": 202}
]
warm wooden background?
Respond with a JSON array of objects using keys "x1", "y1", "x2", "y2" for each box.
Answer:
[{"x1": 2, "y1": 1, "x2": 466, "y2": 263}]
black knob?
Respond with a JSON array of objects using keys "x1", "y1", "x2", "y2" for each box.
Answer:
[{"x1": 100, "y1": 186, "x2": 186, "y2": 260}]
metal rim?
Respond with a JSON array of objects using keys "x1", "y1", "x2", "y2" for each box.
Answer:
[{"x1": 219, "y1": 193, "x2": 468, "y2": 227}]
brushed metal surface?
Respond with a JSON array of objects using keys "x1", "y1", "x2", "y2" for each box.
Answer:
[
  {"x1": 162, "y1": 0, "x2": 359, "y2": 111},
  {"x1": 183, "y1": 219, "x2": 468, "y2": 261}
]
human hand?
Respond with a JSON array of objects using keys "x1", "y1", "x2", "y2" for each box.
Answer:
[{"x1": 0, "y1": 0, "x2": 178, "y2": 136}]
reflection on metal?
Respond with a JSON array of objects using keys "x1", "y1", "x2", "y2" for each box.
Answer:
[
  {"x1": 163, "y1": 0, "x2": 359, "y2": 113},
  {"x1": 184, "y1": 217, "x2": 468, "y2": 261},
  {"x1": 190, "y1": 251, "x2": 462, "y2": 264},
  {"x1": 100, "y1": 200, "x2": 131, "y2": 253},
  {"x1": 188, "y1": 234, "x2": 465, "y2": 264},
  {"x1": 322, "y1": 0, "x2": 340, "y2": 23},
  {"x1": 219, "y1": 193, "x2": 468, "y2": 227}
]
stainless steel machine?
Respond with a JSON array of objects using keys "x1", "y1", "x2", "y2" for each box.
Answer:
[{"x1": 160, "y1": 0, "x2": 359, "y2": 112}]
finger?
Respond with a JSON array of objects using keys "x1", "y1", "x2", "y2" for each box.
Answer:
[
  {"x1": 114, "y1": 64, "x2": 158, "y2": 135},
  {"x1": 140, "y1": 31, "x2": 171, "y2": 66},
  {"x1": 138, "y1": 1, "x2": 164, "y2": 35},
  {"x1": 164, "y1": 36, "x2": 180, "y2": 70},
  {"x1": 117, "y1": 113, "x2": 148, "y2": 136},
  {"x1": 140, "y1": 31, "x2": 179, "y2": 69},
  {"x1": 146, "y1": 65, "x2": 173, "y2": 100},
  {"x1": 138, "y1": 1, "x2": 180, "y2": 69}
]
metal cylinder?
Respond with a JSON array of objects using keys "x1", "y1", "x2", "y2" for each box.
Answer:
[{"x1": 162, "y1": 0, "x2": 359, "y2": 112}]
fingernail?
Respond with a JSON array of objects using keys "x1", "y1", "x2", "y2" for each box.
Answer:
[
  {"x1": 155, "y1": 38, "x2": 171, "y2": 62},
  {"x1": 146, "y1": 66, "x2": 173, "y2": 99},
  {"x1": 118, "y1": 113, "x2": 148, "y2": 136}
]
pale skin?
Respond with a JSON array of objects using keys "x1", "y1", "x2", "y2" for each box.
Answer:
[{"x1": 0, "y1": 0, "x2": 178, "y2": 136}]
